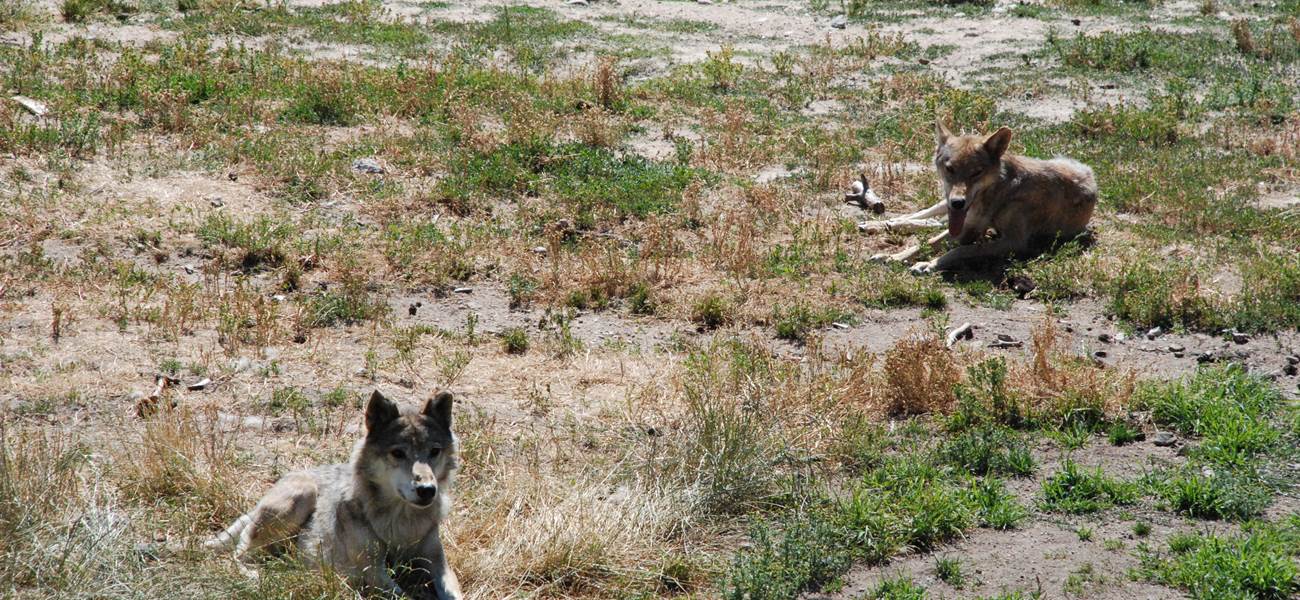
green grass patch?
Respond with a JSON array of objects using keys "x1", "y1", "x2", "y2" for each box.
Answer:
[
  {"x1": 1140, "y1": 520, "x2": 1300, "y2": 600},
  {"x1": 1040, "y1": 460, "x2": 1137, "y2": 514}
]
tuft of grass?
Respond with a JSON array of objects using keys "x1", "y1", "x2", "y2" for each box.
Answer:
[
  {"x1": 969, "y1": 477, "x2": 1027, "y2": 530},
  {"x1": 1106, "y1": 421, "x2": 1141, "y2": 446},
  {"x1": 870, "y1": 575, "x2": 928, "y2": 599},
  {"x1": 500, "y1": 326, "x2": 530, "y2": 354},
  {"x1": 1140, "y1": 522, "x2": 1300, "y2": 600},
  {"x1": 939, "y1": 425, "x2": 1036, "y2": 477},
  {"x1": 1146, "y1": 465, "x2": 1271, "y2": 521},
  {"x1": 1137, "y1": 364, "x2": 1281, "y2": 465},
  {"x1": 1040, "y1": 460, "x2": 1137, "y2": 514},
  {"x1": 934, "y1": 557, "x2": 964, "y2": 588},
  {"x1": 691, "y1": 294, "x2": 731, "y2": 329}
]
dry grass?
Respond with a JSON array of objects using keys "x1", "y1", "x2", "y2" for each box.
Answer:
[{"x1": 882, "y1": 331, "x2": 960, "y2": 416}]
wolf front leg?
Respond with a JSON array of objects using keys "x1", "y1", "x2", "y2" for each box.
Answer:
[
  {"x1": 872, "y1": 230, "x2": 950, "y2": 264},
  {"x1": 408, "y1": 532, "x2": 462, "y2": 600},
  {"x1": 910, "y1": 238, "x2": 1020, "y2": 274}
]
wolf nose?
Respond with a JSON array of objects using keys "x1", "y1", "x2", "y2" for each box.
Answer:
[
  {"x1": 415, "y1": 484, "x2": 437, "y2": 502},
  {"x1": 949, "y1": 198, "x2": 966, "y2": 210}
]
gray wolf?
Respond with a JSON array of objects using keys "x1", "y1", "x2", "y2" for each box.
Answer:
[
  {"x1": 862, "y1": 121, "x2": 1097, "y2": 273},
  {"x1": 206, "y1": 390, "x2": 462, "y2": 599}
]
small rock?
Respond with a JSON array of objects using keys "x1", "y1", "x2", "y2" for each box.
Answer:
[
  {"x1": 351, "y1": 157, "x2": 385, "y2": 174},
  {"x1": 1153, "y1": 431, "x2": 1177, "y2": 447},
  {"x1": 408, "y1": 303, "x2": 419, "y2": 316},
  {"x1": 1146, "y1": 326, "x2": 1163, "y2": 340},
  {"x1": 996, "y1": 333, "x2": 1015, "y2": 343},
  {"x1": 1197, "y1": 351, "x2": 1217, "y2": 364},
  {"x1": 1287, "y1": 355, "x2": 1299, "y2": 365},
  {"x1": 183, "y1": 264, "x2": 195, "y2": 275},
  {"x1": 1099, "y1": 333, "x2": 1113, "y2": 343},
  {"x1": 696, "y1": 0, "x2": 711, "y2": 4},
  {"x1": 1284, "y1": 363, "x2": 1298, "y2": 376},
  {"x1": 830, "y1": 14, "x2": 847, "y2": 28},
  {"x1": 532, "y1": 245, "x2": 548, "y2": 255},
  {"x1": 453, "y1": 287, "x2": 473, "y2": 294},
  {"x1": 1167, "y1": 344, "x2": 1185, "y2": 353},
  {"x1": 1229, "y1": 330, "x2": 1248, "y2": 344},
  {"x1": 1173, "y1": 352, "x2": 1185, "y2": 358},
  {"x1": 209, "y1": 197, "x2": 225, "y2": 208},
  {"x1": 1071, "y1": 17, "x2": 1081, "y2": 25}
]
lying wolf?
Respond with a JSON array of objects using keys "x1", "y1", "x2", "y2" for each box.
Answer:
[
  {"x1": 864, "y1": 121, "x2": 1097, "y2": 274},
  {"x1": 207, "y1": 390, "x2": 462, "y2": 599}
]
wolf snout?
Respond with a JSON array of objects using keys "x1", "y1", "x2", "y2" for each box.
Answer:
[
  {"x1": 414, "y1": 483, "x2": 438, "y2": 503},
  {"x1": 948, "y1": 197, "x2": 967, "y2": 211}
]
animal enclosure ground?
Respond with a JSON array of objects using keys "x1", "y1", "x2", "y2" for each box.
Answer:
[{"x1": 2, "y1": 0, "x2": 1299, "y2": 598}]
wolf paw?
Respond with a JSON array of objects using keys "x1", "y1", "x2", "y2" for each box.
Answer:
[
  {"x1": 869, "y1": 252, "x2": 894, "y2": 263},
  {"x1": 909, "y1": 260, "x2": 936, "y2": 276}
]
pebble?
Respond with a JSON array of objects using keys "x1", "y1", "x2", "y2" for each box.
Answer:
[
  {"x1": 208, "y1": 197, "x2": 225, "y2": 208},
  {"x1": 1284, "y1": 363, "x2": 1298, "y2": 377},
  {"x1": 351, "y1": 157, "x2": 385, "y2": 174},
  {"x1": 1287, "y1": 355, "x2": 1299, "y2": 365},
  {"x1": 1153, "y1": 432, "x2": 1177, "y2": 447},
  {"x1": 1146, "y1": 326, "x2": 1163, "y2": 340},
  {"x1": 1099, "y1": 333, "x2": 1113, "y2": 343},
  {"x1": 532, "y1": 246, "x2": 548, "y2": 255},
  {"x1": 453, "y1": 287, "x2": 473, "y2": 294},
  {"x1": 830, "y1": 14, "x2": 847, "y2": 28},
  {"x1": 1167, "y1": 344, "x2": 1185, "y2": 353}
]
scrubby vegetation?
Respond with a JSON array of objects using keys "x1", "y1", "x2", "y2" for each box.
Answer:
[{"x1": 2, "y1": 0, "x2": 1298, "y2": 597}]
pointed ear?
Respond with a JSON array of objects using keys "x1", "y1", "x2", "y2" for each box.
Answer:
[
  {"x1": 983, "y1": 127, "x2": 1013, "y2": 159},
  {"x1": 365, "y1": 390, "x2": 400, "y2": 432},
  {"x1": 422, "y1": 390, "x2": 453, "y2": 429},
  {"x1": 935, "y1": 120, "x2": 952, "y2": 145}
]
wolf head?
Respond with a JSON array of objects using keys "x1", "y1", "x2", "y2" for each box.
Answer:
[
  {"x1": 358, "y1": 390, "x2": 458, "y2": 511},
  {"x1": 934, "y1": 121, "x2": 1013, "y2": 238}
]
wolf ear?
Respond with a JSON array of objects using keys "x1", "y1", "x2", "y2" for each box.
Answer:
[
  {"x1": 422, "y1": 390, "x2": 453, "y2": 428},
  {"x1": 365, "y1": 390, "x2": 400, "y2": 432},
  {"x1": 983, "y1": 127, "x2": 1013, "y2": 159},
  {"x1": 935, "y1": 120, "x2": 952, "y2": 145}
]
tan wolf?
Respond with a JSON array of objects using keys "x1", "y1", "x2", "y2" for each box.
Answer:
[
  {"x1": 206, "y1": 390, "x2": 462, "y2": 599},
  {"x1": 864, "y1": 121, "x2": 1097, "y2": 274}
]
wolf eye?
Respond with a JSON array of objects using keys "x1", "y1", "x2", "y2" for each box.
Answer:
[
  {"x1": 429, "y1": 447, "x2": 442, "y2": 459},
  {"x1": 390, "y1": 449, "x2": 407, "y2": 460}
]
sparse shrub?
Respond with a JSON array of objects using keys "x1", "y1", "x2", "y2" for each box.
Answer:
[
  {"x1": 723, "y1": 517, "x2": 854, "y2": 600},
  {"x1": 507, "y1": 274, "x2": 538, "y2": 309},
  {"x1": 1140, "y1": 523, "x2": 1300, "y2": 600},
  {"x1": 500, "y1": 326, "x2": 529, "y2": 354},
  {"x1": 969, "y1": 477, "x2": 1026, "y2": 530},
  {"x1": 772, "y1": 303, "x2": 852, "y2": 343},
  {"x1": 702, "y1": 45, "x2": 743, "y2": 92},
  {"x1": 1133, "y1": 521, "x2": 1152, "y2": 537},
  {"x1": 940, "y1": 425, "x2": 1036, "y2": 477},
  {"x1": 948, "y1": 358, "x2": 1027, "y2": 430},
  {"x1": 691, "y1": 294, "x2": 730, "y2": 329},
  {"x1": 304, "y1": 285, "x2": 385, "y2": 328},
  {"x1": 870, "y1": 575, "x2": 928, "y2": 599},
  {"x1": 882, "y1": 333, "x2": 959, "y2": 416},
  {"x1": 1107, "y1": 421, "x2": 1141, "y2": 446},
  {"x1": 935, "y1": 557, "x2": 964, "y2": 587},
  {"x1": 1137, "y1": 364, "x2": 1280, "y2": 464},
  {"x1": 627, "y1": 282, "x2": 656, "y2": 315},
  {"x1": 1147, "y1": 465, "x2": 1270, "y2": 521},
  {"x1": 1040, "y1": 460, "x2": 1137, "y2": 514}
]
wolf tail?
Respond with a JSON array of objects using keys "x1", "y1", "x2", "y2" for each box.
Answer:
[{"x1": 203, "y1": 513, "x2": 252, "y2": 552}]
